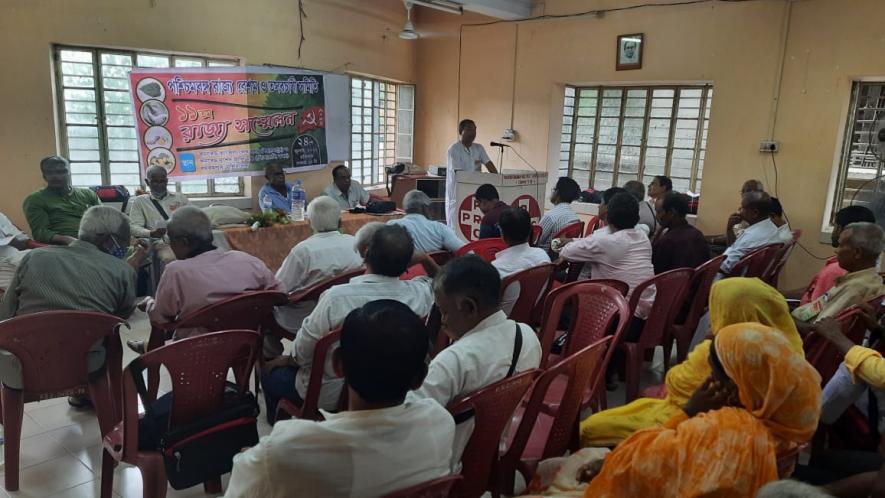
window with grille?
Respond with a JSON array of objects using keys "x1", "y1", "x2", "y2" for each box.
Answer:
[
  {"x1": 53, "y1": 45, "x2": 243, "y2": 197},
  {"x1": 558, "y1": 85, "x2": 712, "y2": 195},
  {"x1": 350, "y1": 77, "x2": 415, "y2": 186},
  {"x1": 831, "y1": 82, "x2": 885, "y2": 220}
]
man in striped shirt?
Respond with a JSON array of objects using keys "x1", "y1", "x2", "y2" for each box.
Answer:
[{"x1": 537, "y1": 177, "x2": 581, "y2": 250}]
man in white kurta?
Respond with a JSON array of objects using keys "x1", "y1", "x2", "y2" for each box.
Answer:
[{"x1": 445, "y1": 119, "x2": 497, "y2": 228}]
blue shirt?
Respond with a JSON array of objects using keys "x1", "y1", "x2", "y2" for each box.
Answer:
[
  {"x1": 388, "y1": 213, "x2": 466, "y2": 253},
  {"x1": 259, "y1": 183, "x2": 293, "y2": 213}
]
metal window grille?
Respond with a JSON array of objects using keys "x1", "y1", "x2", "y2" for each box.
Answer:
[{"x1": 350, "y1": 77, "x2": 415, "y2": 186}]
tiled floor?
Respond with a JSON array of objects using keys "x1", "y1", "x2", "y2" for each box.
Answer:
[{"x1": 0, "y1": 311, "x2": 666, "y2": 497}]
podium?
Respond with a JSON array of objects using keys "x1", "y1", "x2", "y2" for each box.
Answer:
[{"x1": 453, "y1": 170, "x2": 547, "y2": 241}]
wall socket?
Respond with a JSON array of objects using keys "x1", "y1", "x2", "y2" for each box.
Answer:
[
  {"x1": 502, "y1": 128, "x2": 516, "y2": 141},
  {"x1": 759, "y1": 140, "x2": 779, "y2": 153}
]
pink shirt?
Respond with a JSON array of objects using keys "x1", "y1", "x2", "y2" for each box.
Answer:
[
  {"x1": 559, "y1": 227, "x2": 656, "y2": 319},
  {"x1": 149, "y1": 248, "x2": 284, "y2": 338},
  {"x1": 800, "y1": 256, "x2": 846, "y2": 306}
]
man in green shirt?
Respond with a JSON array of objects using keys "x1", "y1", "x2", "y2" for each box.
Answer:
[{"x1": 23, "y1": 156, "x2": 101, "y2": 245}]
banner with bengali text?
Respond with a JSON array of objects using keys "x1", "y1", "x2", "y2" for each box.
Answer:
[{"x1": 129, "y1": 66, "x2": 328, "y2": 180}]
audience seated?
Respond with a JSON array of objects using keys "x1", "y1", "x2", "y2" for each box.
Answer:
[
  {"x1": 770, "y1": 196, "x2": 794, "y2": 243},
  {"x1": 647, "y1": 175, "x2": 673, "y2": 204},
  {"x1": 720, "y1": 190, "x2": 782, "y2": 275},
  {"x1": 651, "y1": 192, "x2": 711, "y2": 274},
  {"x1": 707, "y1": 178, "x2": 764, "y2": 247},
  {"x1": 23, "y1": 155, "x2": 101, "y2": 245},
  {"x1": 408, "y1": 255, "x2": 541, "y2": 468},
  {"x1": 0, "y1": 206, "x2": 144, "y2": 406},
  {"x1": 580, "y1": 324, "x2": 820, "y2": 497},
  {"x1": 270, "y1": 196, "x2": 363, "y2": 356},
  {"x1": 475, "y1": 183, "x2": 509, "y2": 239},
  {"x1": 143, "y1": 206, "x2": 283, "y2": 339},
  {"x1": 623, "y1": 180, "x2": 658, "y2": 234},
  {"x1": 388, "y1": 190, "x2": 465, "y2": 253},
  {"x1": 792, "y1": 222, "x2": 885, "y2": 334},
  {"x1": 261, "y1": 225, "x2": 439, "y2": 421},
  {"x1": 257, "y1": 163, "x2": 293, "y2": 214},
  {"x1": 225, "y1": 300, "x2": 454, "y2": 498},
  {"x1": 322, "y1": 164, "x2": 370, "y2": 210},
  {"x1": 584, "y1": 187, "x2": 650, "y2": 240},
  {"x1": 537, "y1": 177, "x2": 580, "y2": 250},
  {"x1": 0, "y1": 211, "x2": 32, "y2": 291},
  {"x1": 492, "y1": 207, "x2": 551, "y2": 315},
  {"x1": 126, "y1": 165, "x2": 189, "y2": 264},
  {"x1": 580, "y1": 277, "x2": 802, "y2": 447}
]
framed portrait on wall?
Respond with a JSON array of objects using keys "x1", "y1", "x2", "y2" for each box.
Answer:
[{"x1": 616, "y1": 33, "x2": 644, "y2": 70}]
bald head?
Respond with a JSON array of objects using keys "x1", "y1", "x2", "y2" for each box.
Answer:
[
  {"x1": 365, "y1": 225, "x2": 414, "y2": 277},
  {"x1": 739, "y1": 190, "x2": 772, "y2": 225},
  {"x1": 741, "y1": 179, "x2": 764, "y2": 195}
]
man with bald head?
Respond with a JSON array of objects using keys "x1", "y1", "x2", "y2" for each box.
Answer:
[
  {"x1": 127, "y1": 165, "x2": 189, "y2": 263},
  {"x1": 720, "y1": 190, "x2": 782, "y2": 274},
  {"x1": 258, "y1": 163, "x2": 294, "y2": 214}
]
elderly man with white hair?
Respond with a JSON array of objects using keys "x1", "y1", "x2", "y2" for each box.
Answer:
[
  {"x1": 141, "y1": 206, "x2": 284, "y2": 341},
  {"x1": 126, "y1": 165, "x2": 190, "y2": 264},
  {"x1": 388, "y1": 190, "x2": 465, "y2": 254},
  {"x1": 269, "y1": 196, "x2": 363, "y2": 356},
  {"x1": 0, "y1": 205, "x2": 144, "y2": 407}
]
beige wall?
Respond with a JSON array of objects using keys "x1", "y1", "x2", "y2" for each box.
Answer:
[
  {"x1": 413, "y1": 0, "x2": 885, "y2": 289},
  {"x1": 0, "y1": 0, "x2": 415, "y2": 228}
]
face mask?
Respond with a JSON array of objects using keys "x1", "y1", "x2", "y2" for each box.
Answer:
[{"x1": 109, "y1": 236, "x2": 127, "y2": 260}]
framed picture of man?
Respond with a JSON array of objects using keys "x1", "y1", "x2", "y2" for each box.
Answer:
[{"x1": 616, "y1": 33, "x2": 644, "y2": 70}]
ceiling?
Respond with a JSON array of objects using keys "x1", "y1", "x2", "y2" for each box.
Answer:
[{"x1": 421, "y1": 0, "x2": 533, "y2": 20}]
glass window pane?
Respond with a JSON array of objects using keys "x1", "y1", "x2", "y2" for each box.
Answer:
[
  {"x1": 61, "y1": 50, "x2": 93, "y2": 63},
  {"x1": 101, "y1": 53, "x2": 132, "y2": 66},
  {"x1": 175, "y1": 58, "x2": 203, "y2": 67},
  {"x1": 137, "y1": 54, "x2": 170, "y2": 68}
]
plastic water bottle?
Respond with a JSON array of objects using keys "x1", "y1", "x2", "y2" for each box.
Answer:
[
  {"x1": 260, "y1": 194, "x2": 273, "y2": 214},
  {"x1": 290, "y1": 180, "x2": 306, "y2": 221}
]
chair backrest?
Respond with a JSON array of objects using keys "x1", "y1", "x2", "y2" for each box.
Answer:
[
  {"x1": 537, "y1": 281, "x2": 631, "y2": 368},
  {"x1": 0, "y1": 311, "x2": 127, "y2": 394},
  {"x1": 730, "y1": 243, "x2": 783, "y2": 279},
  {"x1": 627, "y1": 268, "x2": 694, "y2": 349},
  {"x1": 500, "y1": 263, "x2": 557, "y2": 323},
  {"x1": 172, "y1": 290, "x2": 289, "y2": 332},
  {"x1": 503, "y1": 337, "x2": 610, "y2": 468},
  {"x1": 584, "y1": 216, "x2": 601, "y2": 235},
  {"x1": 289, "y1": 267, "x2": 366, "y2": 303},
  {"x1": 804, "y1": 297, "x2": 881, "y2": 384},
  {"x1": 453, "y1": 238, "x2": 508, "y2": 261},
  {"x1": 585, "y1": 279, "x2": 629, "y2": 297},
  {"x1": 552, "y1": 221, "x2": 584, "y2": 240},
  {"x1": 381, "y1": 475, "x2": 463, "y2": 498},
  {"x1": 447, "y1": 369, "x2": 537, "y2": 498},
  {"x1": 427, "y1": 250, "x2": 452, "y2": 266},
  {"x1": 679, "y1": 255, "x2": 727, "y2": 331},
  {"x1": 766, "y1": 232, "x2": 802, "y2": 286},
  {"x1": 298, "y1": 328, "x2": 343, "y2": 421},
  {"x1": 530, "y1": 225, "x2": 542, "y2": 246}
]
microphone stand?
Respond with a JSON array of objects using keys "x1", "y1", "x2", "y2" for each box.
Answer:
[
  {"x1": 491, "y1": 143, "x2": 505, "y2": 172},
  {"x1": 491, "y1": 143, "x2": 544, "y2": 214}
]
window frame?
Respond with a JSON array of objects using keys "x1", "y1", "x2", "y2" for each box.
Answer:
[
  {"x1": 558, "y1": 84, "x2": 712, "y2": 194},
  {"x1": 52, "y1": 44, "x2": 245, "y2": 197}
]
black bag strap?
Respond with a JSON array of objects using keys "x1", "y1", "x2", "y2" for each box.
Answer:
[
  {"x1": 506, "y1": 322, "x2": 523, "y2": 378},
  {"x1": 150, "y1": 197, "x2": 170, "y2": 221},
  {"x1": 128, "y1": 358, "x2": 155, "y2": 417}
]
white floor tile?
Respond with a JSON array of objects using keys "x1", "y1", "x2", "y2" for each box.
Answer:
[
  {"x1": 47, "y1": 479, "x2": 120, "y2": 498},
  {"x1": 8, "y1": 432, "x2": 69, "y2": 471},
  {"x1": 26, "y1": 404, "x2": 94, "y2": 433},
  {"x1": 6, "y1": 455, "x2": 94, "y2": 497},
  {"x1": 46, "y1": 422, "x2": 102, "y2": 453},
  {"x1": 69, "y1": 444, "x2": 103, "y2": 473}
]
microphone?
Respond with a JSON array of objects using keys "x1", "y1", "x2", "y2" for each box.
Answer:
[{"x1": 489, "y1": 141, "x2": 510, "y2": 148}]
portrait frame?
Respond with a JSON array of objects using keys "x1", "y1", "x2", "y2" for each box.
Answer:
[{"x1": 616, "y1": 33, "x2": 644, "y2": 71}]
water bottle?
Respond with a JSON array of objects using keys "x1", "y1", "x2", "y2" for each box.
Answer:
[
  {"x1": 290, "y1": 180, "x2": 306, "y2": 221},
  {"x1": 261, "y1": 194, "x2": 273, "y2": 214}
]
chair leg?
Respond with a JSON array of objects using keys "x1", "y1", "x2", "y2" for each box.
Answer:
[
  {"x1": 100, "y1": 448, "x2": 116, "y2": 498},
  {"x1": 204, "y1": 476, "x2": 222, "y2": 494},
  {"x1": 2, "y1": 387, "x2": 23, "y2": 492},
  {"x1": 89, "y1": 377, "x2": 114, "y2": 437},
  {"x1": 138, "y1": 458, "x2": 168, "y2": 498},
  {"x1": 147, "y1": 365, "x2": 160, "y2": 404},
  {"x1": 625, "y1": 347, "x2": 643, "y2": 403}
]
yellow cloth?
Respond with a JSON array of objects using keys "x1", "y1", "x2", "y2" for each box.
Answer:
[
  {"x1": 845, "y1": 345, "x2": 885, "y2": 388},
  {"x1": 583, "y1": 324, "x2": 821, "y2": 498},
  {"x1": 791, "y1": 266, "x2": 885, "y2": 322},
  {"x1": 580, "y1": 277, "x2": 801, "y2": 446}
]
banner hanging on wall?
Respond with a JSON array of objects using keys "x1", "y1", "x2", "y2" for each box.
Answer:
[{"x1": 129, "y1": 66, "x2": 328, "y2": 181}]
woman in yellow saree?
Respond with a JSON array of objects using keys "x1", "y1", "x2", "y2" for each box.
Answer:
[
  {"x1": 582, "y1": 323, "x2": 821, "y2": 498},
  {"x1": 580, "y1": 277, "x2": 803, "y2": 447}
]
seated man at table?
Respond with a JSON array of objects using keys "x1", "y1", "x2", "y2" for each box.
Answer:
[
  {"x1": 258, "y1": 163, "x2": 293, "y2": 214},
  {"x1": 261, "y1": 225, "x2": 439, "y2": 422},
  {"x1": 23, "y1": 155, "x2": 101, "y2": 245},
  {"x1": 0, "y1": 211, "x2": 33, "y2": 291},
  {"x1": 270, "y1": 196, "x2": 363, "y2": 356},
  {"x1": 475, "y1": 184, "x2": 509, "y2": 239},
  {"x1": 493, "y1": 207, "x2": 550, "y2": 315},
  {"x1": 408, "y1": 255, "x2": 541, "y2": 468},
  {"x1": 388, "y1": 190, "x2": 465, "y2": 254},
  {"x1": 651, "y1": 192, "x2": 710, "y2": 274},
  {"x1": 143, "y1": 206, "x2": 283, "y2": 341},
  {"x1": 226, "y1": 300, "x2": 454, "y2": 498},
  {"x1": 537, "y1": 177, "x2": 580, "y2": 250},
  {"x1": 0, "y1": 206, "x2": 144, "y2": 406},
  {"x1": 322, "y1": 164, "x2": 370, "y2": 210},
  {"x1": 126, "y1": 165, "x2": 189, "y2": 264},
  {"x1": 720, "y1": 190, "x2": 783, "y2": 275}
]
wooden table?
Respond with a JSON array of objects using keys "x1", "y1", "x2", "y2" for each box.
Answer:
[{"x1": 222, "y1": 212, "x2": 403, "y2": 272}]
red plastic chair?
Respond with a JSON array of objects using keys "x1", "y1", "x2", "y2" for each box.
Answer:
[
  {"x1": 584, "y1": 215, "x2": 601, "y2": 235},
  {"x1": 277, "y1": 328, "x2": 344, "y2": 422},
  {"x1": 803, "y1": 297, "x2": 880, "y2": 385},
  {"x1": 24, "y1": 240, "x2": 49, "y2": 249},
  {"x1": 382, "y1": 475, "x2": 463, "y2": 498},
  {"x1": 277, "y1": 267, "x2": 366, "y2": 337},
  {"x1": 495, "y1": 337, "x2": 610, "y2": 495},
  {"x1": 729, "y1": 243, "x2": 784, "y2": 279},
  {"x1": 530, "y1": 225, "x2": 543, "y2": 247},
  {"x1": 447, "y1": 369, "x2": 538, "y2": 498},
  {"x1": 454, "y1": 238, "x2": 508, "y2": 261},
  {"x1": 100, "y1": 330, "x2": 260, "y2": 498},
  {"x1": 0, "y1": 311, "x2": 127, "y2": 492},
  {"x1": 500, "y1": 263, "x2": 557, "y2": 325},
  {"x1": 666, "y1": 255, "x2": 726, "y2": 365},
  {"x1": 552, "y1": 221, "x2": 584, "y2": 240},
  {"x1": 765, "y1": 231, "x2": 802, "y2": 287},
  {"x1": 401, "y1": 251, "x2": 450, "y2": 280},
  {"x1": 621, "y1": 268, "x2": 694, "y2": 402}
]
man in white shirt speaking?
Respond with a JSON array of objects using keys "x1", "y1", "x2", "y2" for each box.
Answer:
[
  {"x1": 225, "y1": 300, "x2": 455, "y2": 498},
  {"x1": 446, "y1": 119, "x2": 497, "y2": 228}
]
